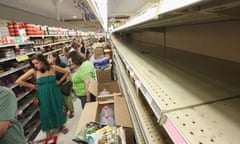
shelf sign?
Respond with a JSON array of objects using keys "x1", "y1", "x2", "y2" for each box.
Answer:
[{"x1": 16, "y1": 55, "x2": 29, "y2": 62}]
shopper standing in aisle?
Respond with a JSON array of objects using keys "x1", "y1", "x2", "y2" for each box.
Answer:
[
  {"x1": 0, "y1": 86, "x2": 26, "y2": 144},
  {"x1": 68, "y1": 51, "x2": 96, "y2": 108},
  {"x1": 70, "y1": 40, "x2": 80, "y2": 53},
  {"x1": 60, "y1": 47, "x2": 70, "y2": 66},
  {"x1": 47, "y1": 53, "x2": 74, "y2": 118},
  {"x1": 79, "y1": 40, "x2": 86, "y2": 56},
  {"x1": 16, "y1": 54, "x2": 70, "y2": 138}
]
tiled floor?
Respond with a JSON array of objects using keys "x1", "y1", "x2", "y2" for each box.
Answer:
[{"x1": 34, "y1": 96, "x2": 83, "y2": 144}]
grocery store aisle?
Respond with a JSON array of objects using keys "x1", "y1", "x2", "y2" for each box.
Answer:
[{"x1": 34, "y1": 96, "x2": 83, "y2": 144}]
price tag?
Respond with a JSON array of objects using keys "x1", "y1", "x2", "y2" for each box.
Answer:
[
  {"x1": 135, "y1": 80, "x2": 141, "y2": 89},
  {"x1": 16, "y1": 55, "x2": 29, "y2": 62},
  {"x1": 126, "y1": 64, "x2": 130, "y2": 70},
  {"x1": 130, "y1": 71, "x2": 134, "y2": 78}
]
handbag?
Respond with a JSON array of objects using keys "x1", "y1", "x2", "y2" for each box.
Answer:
[
  {"x1": 33, "y1": 96, "x2": 39, "y2": 106},
  {"x1": 59, "y1": 81, "x2": 73, "y2": 96}
]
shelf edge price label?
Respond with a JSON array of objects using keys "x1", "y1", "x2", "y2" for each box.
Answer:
[
  {"x1": 135, "y1": 80, "x2": 141, "y2": 89},
  {"x1": 130, "y1": 70, "x2": 134, "y2": 78},
  {"x1": 16, "y1": 55, "x2": 29, "y2": 62},
  {"x1": 162, "y1": 115, "x2": 188, "y2": 144}
]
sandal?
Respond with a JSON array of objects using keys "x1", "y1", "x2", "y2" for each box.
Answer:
[
  {"x1": 69, "y1": 112, "x2": 74, "y2": 118},
  {"x1": 61, "y1": 126, "x2": 69, "y2": 134}
]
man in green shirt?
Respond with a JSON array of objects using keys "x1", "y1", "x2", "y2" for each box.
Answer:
[{"x1": 0, "y1": 86, "x2": 26, "y2": 144}]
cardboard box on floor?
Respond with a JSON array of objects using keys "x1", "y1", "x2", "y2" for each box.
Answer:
[
  {"x1": 96, "y1": 64, "x2": 112, "y2": 82},
  {"x1": 94, "y1": 47, "x2": 104, "y2": 59},
  {"x1": 75, "y1": 96, "x2": 134, "y2": 143},
  {"x1": 89, "y1": 78, "x2": 121, "y2": 103}
]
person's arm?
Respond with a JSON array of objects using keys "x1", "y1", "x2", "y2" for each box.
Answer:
[
  {"x1": 84, "y1": 77, "x2": 91, "y2": 102},
  {"x1": 64, "y1": 67, "x2": 72, "y2": 82},
  {"x1": 52, "y1": 65, "x2": 70, "y2": 84},
  {"x1": 0, "y1": 121, "x2": 11, "y2": 138},
  {"x1": 16, "y1": 69, "x2": 37, "y2": 89}
]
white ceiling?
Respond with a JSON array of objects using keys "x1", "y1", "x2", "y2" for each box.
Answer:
[{"x1": 0, "y1": 0, "x2": 158, "y2": 31}]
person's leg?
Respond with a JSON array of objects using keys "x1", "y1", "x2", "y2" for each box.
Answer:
[
  {"x1": 46, "y1": 131, "x2": 51, "y2": 138},
  {"x1": 62, "y1": 94, "x2": 74, "y2": 117},
  {"x1": 77, "y1": 96, "x2": 86, "y2": 109},
  {"x1": 66, "y1": 95, "x2": 74, "y2": 118},
  {"x1": 60, "y1": 125, "x2": 69, "y2": 134},
  {"x1": 91, "y1": 94, "x2": 96, "y2": 102}
]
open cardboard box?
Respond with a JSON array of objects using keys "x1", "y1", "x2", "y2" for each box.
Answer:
[
  {"x1": 89, "y1": 78, "x2": 121, "y2": 103},
  {"x1": 96, "y1": 64, "x2": 112, "y2": 82},
  {"x1": 75, "y1": 96, "x2": 134, "y2": 143},
  {"x1": 94, "y1": 47, "x2": 104, "y2": 59}
]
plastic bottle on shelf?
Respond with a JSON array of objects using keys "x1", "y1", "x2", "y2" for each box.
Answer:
[
  {"x1": 100, "y1": 105, "x2": 114, "y2": 118},
  {"x1": 100, "y1": 114, "x2": 115, "y2": 126}
]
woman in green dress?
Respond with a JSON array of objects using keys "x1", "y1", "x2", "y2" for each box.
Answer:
[
  {"x1": 48, "y1": 52, "x2": 74, "y2": 118},
  {"x1": 16, "y1": 54, "x2": 70, "y2": 138}
]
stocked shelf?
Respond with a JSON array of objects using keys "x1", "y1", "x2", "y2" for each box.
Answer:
[
  {"x1": 42, "y1": 48, "x2": 62, "y2": 56},
  {"x1": 33, "y1": 40, "x2": 71, "y2": 49},
  {"x1": 29, "y1": 35, "x2": 69, "y2": 38},
  {"x1": 161, "y1": 97, "x2": 240, "y2": 144},
  {"x1": 21, "y1": 107, "x2": 39, "y2": 127},
  {"x1": 113, "y1": 48, "x2": 168, "y2": 144},
  {"x1": 17, "y1": 89, "x2": 34, "y2": 101},
  {"x1": 25, "y1": 121, "x2": 41, "y2": 142},
  {"x1": 0, "y1": 41, "x2": 33, "y2": 48},
  {"x1": 0, "y1": 64, "x2": 30, "y2": 78},
  {"x1": 0, "y1": 52, "x2": 35, "y2": 63}
]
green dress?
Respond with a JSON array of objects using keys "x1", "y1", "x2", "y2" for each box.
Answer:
[{"x1": 36, "y1": 75, "x2": 66, "y2": 131}]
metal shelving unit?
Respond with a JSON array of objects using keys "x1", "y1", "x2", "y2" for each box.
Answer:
[
  {"x1": 111, "y1": 38, "x2": 240, "y2": 113},
  {"x1": 0, "y1": 34, "x2": 73, "y2": 142},
  {"x1": 113, "y1": 48, "x2": 169, "y2": 144},
  {"x1": 111, "y1": 37, "x2": 240, "y2": 144},
  {"x1": 161, "y1": 97, "x2": 240, "y2": 144},
  {"x1": 0, "y1": 64, "x2": 30, "y2": 78}
]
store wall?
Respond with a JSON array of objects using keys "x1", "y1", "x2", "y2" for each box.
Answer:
[
  {"x1": 165, "y1": 20, "x2": 240, "y2": 63},
  {"x1": 131, "y1": 31, "x2": 165, "y2": 46}
]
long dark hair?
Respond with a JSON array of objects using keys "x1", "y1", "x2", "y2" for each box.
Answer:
[
  {"x1": 51, "y1": 52, "x2": 62, "y2": 66},
  {"x1": 30, "y1": 53, "x2": 50, "y2": 73},
  {"x1": 68, "y1": 51, "x2": 86, "y2": 66}
]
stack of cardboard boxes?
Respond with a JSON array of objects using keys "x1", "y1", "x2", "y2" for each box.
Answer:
[{"x1": 74, "y1": 44, "x2": 133, "y2": 143}]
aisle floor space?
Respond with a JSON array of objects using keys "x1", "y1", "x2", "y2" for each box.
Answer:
[{"x1": 34, "y1": 97, "x2": 82, "y2": 144}]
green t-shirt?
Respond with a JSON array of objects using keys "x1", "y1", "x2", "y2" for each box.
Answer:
[
  {"x1": 0, "y1": 86, "x2": 26, "y2": 144},
  {"x1": 72, "y1": 61, "x2": 96, "y2": 96}
]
